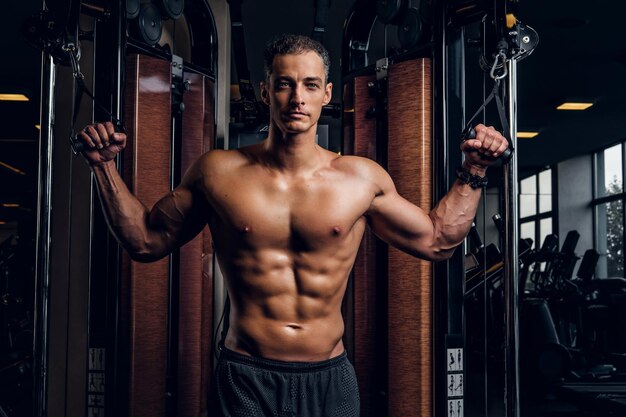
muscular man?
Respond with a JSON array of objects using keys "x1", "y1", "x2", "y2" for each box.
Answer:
[{"x1": 79, "y1": 35, "x2": 508, "y2": 416}]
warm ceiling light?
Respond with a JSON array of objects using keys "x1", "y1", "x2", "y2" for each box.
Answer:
[
  {"x1": 557, "y1": 102, "x2": 594, "y2": 110},
  {"x1": 517, "y1": 131, "x2": 539, "y2": 138},
  {"x1": 0, "y1": 161, "x2": 26, "y2": 175},
  {"x1": 0, "y1": 221, "x2": 5, "y2": 225},
  {"x1": 35, "y1": 124, "x2": 41, "y2": 130},
  {"x1": 0, "y1": 94, "x2": 29, "y2": 101},
  {"x1": 2, "y1": 203, "x2": 20, "y2": 208}
]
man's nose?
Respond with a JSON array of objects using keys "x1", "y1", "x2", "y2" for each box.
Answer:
[{"x1": 290, "y1": 85, "x2": 304, "y2": 106}]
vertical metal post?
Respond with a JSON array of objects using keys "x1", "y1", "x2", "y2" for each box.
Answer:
[
  {"x1": 33, "y1": 52, "x2": 56, "y2": 417},
  {"x1": 503, "y1": 58, "x2": 520, "y2": 417}
]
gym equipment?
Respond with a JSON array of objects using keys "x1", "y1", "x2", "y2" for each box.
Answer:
[
  {"x1": 386, "y1": 57, "x2": 433, "y2": 417},
  {"x1": 127, "y1": 0, "x2": 141, "y2": 19},
  {"x1": 375, "y1": 0, "x2": 407, "y2": 24},
  {"x1": 461, "y1": 78, "x2": 513, "y2": 163},
  {"x1": 156, "y1": 0, "x2": 185, "y2": 20},
  {"x1": 342, "y1": 38, "x2": 435, "y2": 417},
  {"x1": 397, "y1": 7, "x2": 423, "y2": 50},
  {"x1": 135, "y1": 3, "x2": 163, "y2": 46},
  {"x1": 311, "y1": 0, "x2": 331, "y2": 44},
  {"x1": 120, "y1": 53, "x2": 217, "y2": 417},
  {"x1": 343, "y1": 75, "x2": 385, "y2": 417},
  {"x1": 577, "y1": 249, "x2": 600, "y2": 282}
]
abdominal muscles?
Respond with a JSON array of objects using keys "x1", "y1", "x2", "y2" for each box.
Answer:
[{"x1": 219, "y1": 244, "x2": 358, "y2": 362}]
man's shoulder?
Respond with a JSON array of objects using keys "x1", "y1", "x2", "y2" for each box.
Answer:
[
  {"x1": 196, "y1": 147, "x2": 251, "y2": 173},
  {"x1": 331, "y1": 154, "x2": 388, "y2": 180}
]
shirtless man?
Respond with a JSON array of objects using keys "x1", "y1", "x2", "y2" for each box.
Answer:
[{"x1": 79, "y1": 34, "x2": 508, "y2": 416}]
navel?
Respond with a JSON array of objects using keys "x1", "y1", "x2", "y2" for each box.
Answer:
[
  {"x1": 332, "y1": 226, "x2": 342, "y2": 236},
  {"x1": 242, "y1": 225, "x2": 252, "y2": 233}
]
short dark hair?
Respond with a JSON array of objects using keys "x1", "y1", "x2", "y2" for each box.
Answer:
[{"x1": 263, "y1": 34, "x2": 330, "y2": 83}]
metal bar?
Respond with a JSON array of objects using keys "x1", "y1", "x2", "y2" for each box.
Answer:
[
  {"x1": 503, "y1": 58, "x2": 520, "y2": 417},
  {"x1": 33, "y1": 51, "x2": 56, "y2": 417}
]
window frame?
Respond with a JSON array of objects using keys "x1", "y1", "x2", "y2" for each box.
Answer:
[
  {"x1": 519, "y1": 167, "x2": 557, "y2": 250},
  {"x1": 592, "y1": 142, "x2": 626, "y2": 277}
]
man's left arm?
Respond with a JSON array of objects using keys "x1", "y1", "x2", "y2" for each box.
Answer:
[{"x1": 366, "y1": 124, "x2": 508, "y2": 261}]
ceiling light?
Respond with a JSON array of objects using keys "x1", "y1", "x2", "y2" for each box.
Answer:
[
  {"x1": 557, "y1": 102, "x2": 594, "y2": 111},
  {"x1": 0, "y1": 222, "x2": 5, "y2": 225},
  {"x1": 517, "y1": 131, "x2": 540, "y2": 138},
  {"x1": 0, "y1": 161, "x2": 26, "y2": 175},
  {"x1": 35, "y1": 124, "x2": 41, "y2": 130},
  {"x1": 0, "y1": 94, "x2": 29, "y2": 101},
  {"x1": 1, "y1": 203, "x2": 20, "y2": 208}
]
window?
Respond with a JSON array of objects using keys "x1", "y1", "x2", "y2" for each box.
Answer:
[
  {"x1": 520, "y1": 168, "x2": 555, "y2": 250},
  {"x1": 593, "y1": 143, "x2": 625, "y2": 277}
]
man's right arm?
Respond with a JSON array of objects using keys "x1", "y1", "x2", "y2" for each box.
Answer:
[{"x1": 80, "y1": 122, "x2": 208, "y2": 262}]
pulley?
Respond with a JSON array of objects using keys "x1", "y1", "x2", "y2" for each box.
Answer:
[
  {"x1": 375, "y1": 0, "x2": 408, "y2": 25},
  {"x1": 21, "y1": 0, "x2": 81, "y2": 67},
  {"x1": 135, "y1": 3, "x2": 163, "y2": 46},
  {"x1": 156, "y1": 0, "x2": 185, "y2": 20},
  {"x1": 397, "y1": 7, "x2": 423, "y2": 49},
  {"x1": 127, "y1": 0, "x2": 141, "y2": 19},
  {"x1": 479, "y1": 18, "x2": 539, "y2": 74}
]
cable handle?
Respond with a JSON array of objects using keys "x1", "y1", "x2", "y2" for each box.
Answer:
[
  {"x1": 70, "y1": 120, "x2": 126, "y2": 155},
  {"x1": 463, "y1": 127, "x2": 513, "y2": 163},
  {"x1": 461, "y1": 80, "x2": 513, "y2": 163}
]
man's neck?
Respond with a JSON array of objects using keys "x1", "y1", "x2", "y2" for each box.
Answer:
[{"x1": 265, "y1": 124, "x2": 321, "y2": 173}]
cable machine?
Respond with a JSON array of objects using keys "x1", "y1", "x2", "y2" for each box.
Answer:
[
  {"x1": 26, "y1": 1, "x2": 219, "y2": 417},
  {"x1": 342, "y1": 1, "x2": 537, "y2": 416}
]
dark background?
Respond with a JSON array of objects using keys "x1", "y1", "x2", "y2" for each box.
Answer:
[{"x1": 2, "y1": 0, "x2": 626, "y2": 226}]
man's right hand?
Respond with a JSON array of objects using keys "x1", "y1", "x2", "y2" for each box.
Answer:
[{"x1": 78, "y1": 121, "x2": 127, "y2": 166}]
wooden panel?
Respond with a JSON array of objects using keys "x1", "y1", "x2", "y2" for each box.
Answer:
[
  {"x1": 177, "y1": 73, "x2": 215, "y2": 417},
  {"x1": 349, "y1": 75, "x2": 383, "y2": 417},
  {"x1": 122, "y1": 54, "x2": 172, "y2": 417},
  {"x1": 386, "y1": 58, "x2": 433, "y2": 417}
]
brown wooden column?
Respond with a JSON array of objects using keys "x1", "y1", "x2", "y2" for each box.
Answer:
[
  {"x1": 177, "y1": 73, "x2": 215, "y2": 417},
  {"x1": 387, "y1": 58, "x2": 433, "y2": 417},
  {"x1": 122, "y1": 54, "x2": 172, "y2": 417}
]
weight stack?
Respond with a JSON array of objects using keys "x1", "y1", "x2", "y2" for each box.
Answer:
[
  {"x1": 122, "y1": 53, "x2": 172, "y2": 417},
  {"x1": 387, "y1": 58, "x2": 433, "y2": 417},
  {"x1": 121, "y1": 54, "x2": 216, "y2": 417}
]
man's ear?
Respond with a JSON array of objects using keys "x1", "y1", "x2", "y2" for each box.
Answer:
[
  {"x1": 260, "y1": 81, "x2": 270, "y2": 105},
  {"x1": 322, "y1": 82, "x2": 333, "y2": 105}
]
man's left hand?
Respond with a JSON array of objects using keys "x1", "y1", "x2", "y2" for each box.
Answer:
[{"x1": 460, "y1": 124, "x2": 509, "y2": 170}]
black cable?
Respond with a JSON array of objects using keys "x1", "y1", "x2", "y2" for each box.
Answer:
[{"x1": 480, "y1": 34, "x2": 489, "y2": 416}]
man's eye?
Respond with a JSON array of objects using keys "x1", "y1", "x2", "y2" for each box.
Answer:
[
  {"x1": 307, "y1": 83, "x2": 320, "y2": 89},
  {"x1": 277, "y1": 82, "x2": 290, "y2": 88}
]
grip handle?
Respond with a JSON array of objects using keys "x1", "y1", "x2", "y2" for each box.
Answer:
[
  {"x1": 70, "y1": 122, "x2": 126, "y2": 155},
  {"x1": 464, "y1": 127, "x2": 512, "y2": 163}
]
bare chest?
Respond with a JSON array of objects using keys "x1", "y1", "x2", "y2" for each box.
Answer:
[{"x1": 206, "y1": 170, "x2": 372, "y2": 249}]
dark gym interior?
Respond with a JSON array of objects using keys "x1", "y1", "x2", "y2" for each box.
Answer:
[{"x1": 1, "y1": 0, "x2": 626, "y2": 416}]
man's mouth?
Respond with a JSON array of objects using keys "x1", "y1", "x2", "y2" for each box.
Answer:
[{"x1": 286, "y1": 111, "x2": 308, "y2": 119}]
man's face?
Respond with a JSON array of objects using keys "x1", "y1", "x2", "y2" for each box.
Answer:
[{"x1": 261, "y1": 51, "x2": 333, "y2": 136}]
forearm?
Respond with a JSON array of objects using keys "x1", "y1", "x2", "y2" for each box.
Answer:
[
  {"x1": 91, "y1": 160, "x2": 163, "y2": 261},
  {"x1": 427, "y1": 161, "x2": 486, "y2": 260}
]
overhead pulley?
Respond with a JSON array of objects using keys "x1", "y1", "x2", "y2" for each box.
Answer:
[
  {"x1": 126, "y1": 0, "x2": 141, "y2": 19},
  {"x1": 135, "y1": 3, "x2": 163, "y2": 46},
  {"x1": 156, "y1": 0, "x2": 185, "y2": 20},
  {"x1": 375, "y1": 0, "x2": 408, "y2": 24},
  {"x1": 397, "y1": 7, "x2": 423, "y2": 49}
]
